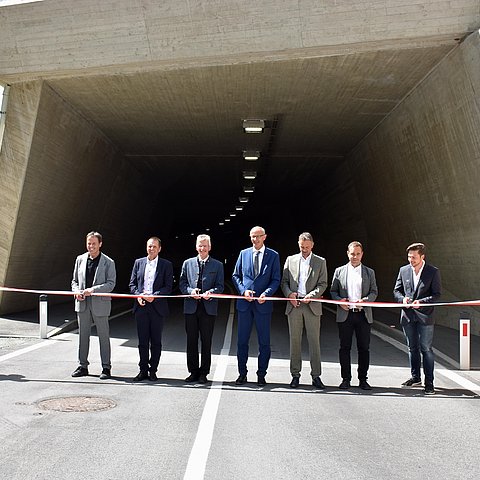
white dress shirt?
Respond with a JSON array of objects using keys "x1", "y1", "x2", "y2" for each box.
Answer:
[
  {"x1": 143, "y1": 256, "x2": 158, "y2": 294},
  {"x1": 298, "y1": 253, "x2": 312, "y2": 297},
  {"x1": 412, "y1": 260, "x2": 425, "y2": 291},
  {"x1": 347, "y1": 263, "x2": 362, "y2": 308},
  {"x1": 253, "y1": 245, "x2": 265, "y2": 275}
]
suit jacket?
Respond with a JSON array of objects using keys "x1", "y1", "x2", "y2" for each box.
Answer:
[
  {"x1": 330, "y1": 263, "x2": 378, "y2": 324},
  {"x1": 179, "y1": 256, "x2": 224, "y2": 315},
  {"x1": 281, "y1": 253, "x2": 328, "y2": 316},
  {"x1": 232, "y1": 246, "x2": 281, "y2": 314},
  {"x1": 393, "y1": 263, "x2": 441, "y2": 325},
  {"x1": 71, "y1": 252, "x2": 116, "y2": 316},
  {"x1": 129, "y1": 256, "x2": 174, "y2": 317}
]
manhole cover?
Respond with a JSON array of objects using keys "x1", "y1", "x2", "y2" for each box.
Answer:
[{"x1": 36, "y1": 396, "x2": 116, "y2": 412}]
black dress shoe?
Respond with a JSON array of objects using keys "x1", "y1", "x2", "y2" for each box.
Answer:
[
  {"x1": 133, "y1": 371, "x2": 149, "y2": 382},
  {"x1": 359, "y1": 380, "x2": 372, "y2": 390},
  {"x1": 71, "y1": 367, "x2": 89, "y2": 378},
  {"x1": 149, "y1": 372, "x2": 158, "y2": 381},
  {"x1": 235, "y1": 374, "x2": 247, "y2": 385},
  {"x1": 290, "y1": 376, "x2": 300, "y2": 388},
  {"x1": 99, "y1": 368, "x2": 111, "y2": 380},
  {"x1": 198, "y1": 374, "x2": 208, "y2": 384},
  {"x1": 339, "y1": 379, "x2": 351, "y2": 389},
  {"x1": 312, "y1": 376, "x2": 326, "y2": 389},
  {"x1": 185, "y1": 373, "x2": 200, "y2": 383},
  {"x1": 257, "y1": 375, "x2": 267, "y2": 386}
]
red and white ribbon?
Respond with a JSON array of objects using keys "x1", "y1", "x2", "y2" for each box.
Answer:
[{"x1": 1, "y1": 285, "x2": 479, "y2": 308}]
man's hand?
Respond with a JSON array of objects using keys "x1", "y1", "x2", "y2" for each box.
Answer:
[
  {"x1": 244, "y1": 290, "x2": 255, "y2": 302},
  {"x1": 340, "y1": 298, "x2": 350, "y2": 311},
  {"x1": 257, "y1": 293, "x2": 266, "y2": 304},
  {"x1": 288, "y1": 292, "x2": 298, "y2": 308},
  {"x1": 190, "y1": 288, "x2": 202, "y2": 300},
  {"x1": 75, "y1": 291, "x2": 85, "y2": 301}
]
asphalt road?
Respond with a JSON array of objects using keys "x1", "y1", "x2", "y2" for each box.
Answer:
[{"x1": 1, "y1": 301, "x2": 479, "y2": 480}]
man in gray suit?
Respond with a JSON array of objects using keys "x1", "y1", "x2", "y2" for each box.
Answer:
[
  {"x1": 281, "y1": 232, "x2": 328, "y2": 389},
  {"x1": 71, "y1": 231, "x2": 116, "y2": 379},
  {"x1": 179, "y1": 234, "x2": 224, "y2": 384},
  {"x1": 330, "y1": 241, "x2": 378, "y2": 390}
]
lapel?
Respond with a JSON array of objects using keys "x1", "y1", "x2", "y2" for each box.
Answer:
[
  {"x1": 139, "y1": 257, "x2": 147, "y2": 282},
  {"x1": 341, "y1": 264, "x2": 349, "y2": 289},
  {"x1": 361, "y1": 265, "x2": 368, "y2": 297},
  {"x1": 92, "y1": 253, "x2": 104, "y2": 285}
]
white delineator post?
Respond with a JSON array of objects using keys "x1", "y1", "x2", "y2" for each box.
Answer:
[
  {"x1": 39, "y1": 295, "x2": 48, "y2": 339},
  {"x1": 459, "y1": 318, "x2": 470, "y2": 370}
]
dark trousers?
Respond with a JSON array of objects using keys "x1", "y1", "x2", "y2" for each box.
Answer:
[
  {"x1": 338, "y1": 311, "x2": 371, "y2": 381},
  {"x1": 237, "y1": 305, "x2": 271, "y2": 377},
  {"x1": 135, "y1": 303, "x2": 164, "y2": 373},
  {"x1": 185, "y1": 301, "x2": 216, "y2": 375}
]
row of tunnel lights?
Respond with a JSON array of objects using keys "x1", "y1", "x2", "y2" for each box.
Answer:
[
  {"x1": 180, "y1": 120, "x2": 266, "y2": 239},
  {"x1": 217, "y1": 120, "x2": 265, "y2": 228}
]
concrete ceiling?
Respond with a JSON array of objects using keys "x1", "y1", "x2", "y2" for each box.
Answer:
[{"x1": 41, "y1": 43, "x2": 455, "y2": 236}]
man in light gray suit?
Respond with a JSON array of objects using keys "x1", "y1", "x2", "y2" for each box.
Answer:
[
  {"x1": 330, "y1": 241, "x2": 377, "y2": 390},
  {"x1": 71, "y1": 231, "x2": 116, "y2": 379},
  {"x1": 281, "y1": 232, "x2": 328, "y2": 389}
]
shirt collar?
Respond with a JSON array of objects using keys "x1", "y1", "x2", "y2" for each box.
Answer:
[
  {"x1": 348, "y1": 262, "x2": 362, "y2": 271},
  {"x1": 300, "y1": 253, "x2": 312, "y2": 263},
  {"x1": 411, "y1": 260, "x2": 425, "y2": 275},
  {"x1": 253, "y1": 245, "x2": 266, "y2": 254},
  {"x1": 198, "y1": 255, "x2": 209, "y2": 263},
  {"x1": 147, "y1": 256, "x2": 158, "y2": 266}
]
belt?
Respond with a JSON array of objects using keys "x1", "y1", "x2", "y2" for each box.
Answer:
[{"x1": 350, "y1": 308, "x2": 363, "y2": 313}]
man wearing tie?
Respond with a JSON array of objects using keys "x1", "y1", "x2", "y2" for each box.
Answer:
[
  {"x1": 394, "y1": 242, "x2": 441, "y2": 395},
  {"x1": 179, "y1": 234, "x2": 224, "y2": 384},
  {"x1": 281, "y1": 232, "x2": 328, "y2": 389},
  {"x1": 330, "y1": 241, "x2": 378, "y2": 390},
  {"x1": 129, "y1": 236, "x2": 173, "y2": 382},
  {"x1": 232, "y1": 226, "x2": 281, "y2": 386},
  {"x1": 71, "y1": 231, "x2": 116, "y2": 380}
]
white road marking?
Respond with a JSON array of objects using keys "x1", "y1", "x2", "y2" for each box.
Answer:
[
  {"x1": 183, "y1": 300, "x2": 235, "y2": 480},
  {"x1": 0, "y1": 339, "x2": 51, "y2": 362}
]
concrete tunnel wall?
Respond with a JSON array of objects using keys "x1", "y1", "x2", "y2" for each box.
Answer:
[{"x1": 0, "y1": 32, "x2": 479, "y2": 334}]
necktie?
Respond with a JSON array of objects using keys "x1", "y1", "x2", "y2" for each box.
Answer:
[
  {"x1": 254, "y1": 251, "x2": 260, "y2": 277},
  {"x1": 196, "y1": 261, "x2": 204, "y2": 291}
]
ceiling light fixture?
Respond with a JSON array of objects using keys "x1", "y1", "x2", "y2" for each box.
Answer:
[
  {"x1": 243, "y1": 119, "x2": 265, "y2": 134},
  {"x1": 235, "y1": 206, "x2": 243, "y2": 211},
  {"x1": 225, "y1": 218, "x2": 231, "y2": 222},
  {"x1": 242, "y1": 170, "x2": 257, "y2": 180},
  {"x1": 229, "y1": 213, "x2": 236, "y2": 217},
  {"x1": 239, "y1": 197, "x2": 249, "y2": 203},
  {"x1": 243, "y1": 185, "x2": 255, "y2": 193},
  {"x1": 243, "y1": 150, "x2": 260, "y2": 161}
]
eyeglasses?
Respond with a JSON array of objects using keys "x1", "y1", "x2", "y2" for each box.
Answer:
[{"x1": 250, "y1": 234, "x2": 265, "y2": 239}]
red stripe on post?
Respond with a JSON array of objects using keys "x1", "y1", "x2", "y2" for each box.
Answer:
[{"x1": 463, "y1": 323, "x2": 468, "y2": 337}]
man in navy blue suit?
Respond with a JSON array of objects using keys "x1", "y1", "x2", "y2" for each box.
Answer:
[
  {"x1": 232, "y1": 226, "x2": 281, "y2": 386},
  {"x1": 179, "y1": 234, "x2": 224, "y2": 384},
  {"x1": 394, "y1": 242, "x2": 441, "y2": 395},
  {"x1": 129, "y1": 236, "x2": 173, "y2": 382}
]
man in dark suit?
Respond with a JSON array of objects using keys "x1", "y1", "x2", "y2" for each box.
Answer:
[
  {"x1": 71, "y1": 231, "x2": 116, "y2": 380},
  {"x1": 330, "y1": 241, "x2": 378, "y2": 390},
  {"x1": 281, "y1": 232, "x2": 328, "y2": 389},
  {"x1": 394, "y1": 242, "x2": 441, "y2": 395},
  {"x1": 179, "y1": 234, "x2": 224, "y2": 384},
  {"x1": 232, "y1": 226, "x2": 281, "y2": 386},
  {"x1": 129, "y1": 236, "x2": 173, "y2": 382}
]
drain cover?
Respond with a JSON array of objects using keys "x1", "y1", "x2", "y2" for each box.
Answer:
[{"x1": 37, "y1": 396, "x2": 116, "y2": 412}]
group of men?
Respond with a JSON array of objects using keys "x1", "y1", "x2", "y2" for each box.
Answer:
[{"x1": 70, "y1": 227, "x2": 441, "y2": 395}]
